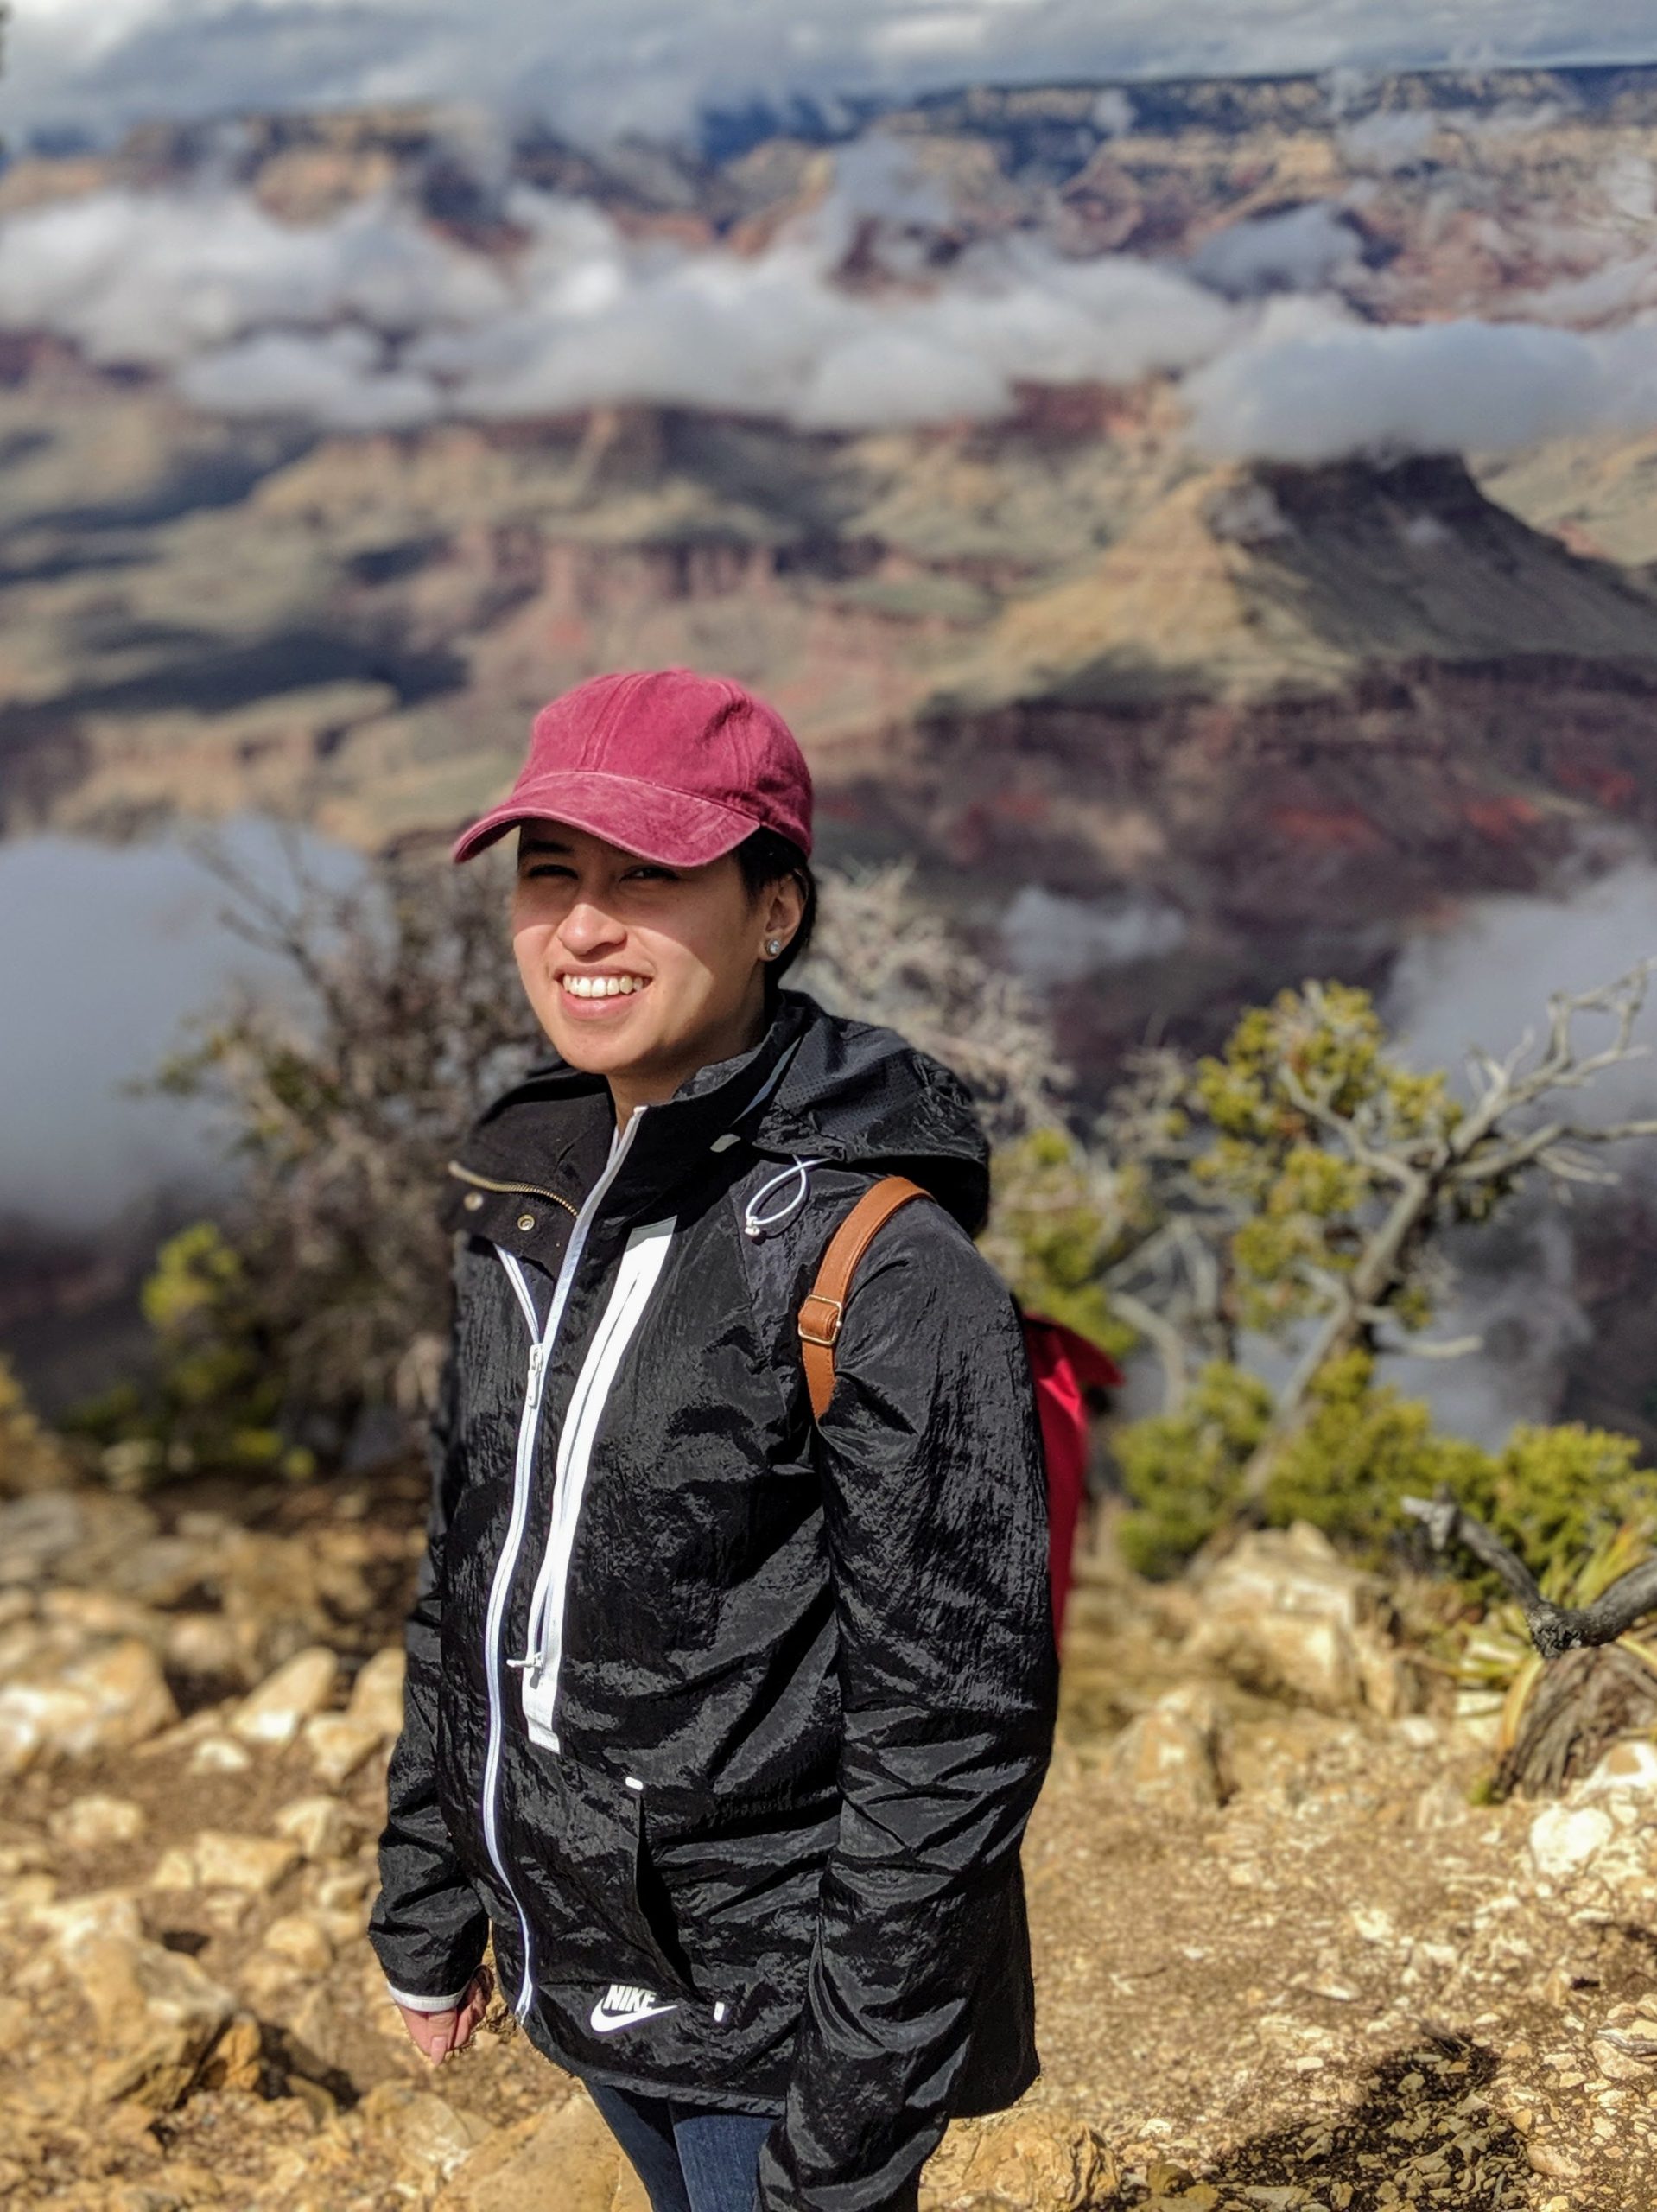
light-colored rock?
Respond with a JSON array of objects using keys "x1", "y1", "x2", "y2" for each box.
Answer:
[
  {"x1": 920, "y1": 2110, "x2": 1121, "y2": 2210},
  {"x1": 50, "y1": 1793, "x2": 148, "y2": 1850},
  {"x1": 1184, "y1": 1524, "x2": 1423, "y2": 1718},
  {"x1": 274, "y1": 1793, "x2": 357, "y2": 1861},
  {"x1": 151, "y1": 1830, "x2": 300, "y2": 1896},
  {"x1": 33, "y1": 1886, "x2": 146, "y2": 1957},
  {"x1": 262, "y1": 1911, "x2": 334, "y2": 1973},
  {"x1": 194, "y1": 1828, "x2": 302, "y2": 1894},
  {"x1": 0, "y1": 1493, "x2": 159, "y2": 1588},
  {"x1": 356, "y1": 2081, "x2": 492, "y2": 2182},
  {"x1": 1577, "y1": 1739, "x2": 1657, "y2": 1804},
  {"x1": 302, "y1": 1712, "x2": 381, "y2": 1786},
  {"x1": 346, "y1": 1646, "x2": 406, "y2": 1738},
  {"x1": 1105, "y1": 1688, "x2": 1229, "y2": 1815},
  {"x1": 188, "y1": 1732, "x2": 253, "y2": 1776},
  {"x1": 41, "y1": 1589, "x2": 163, "y2": 1643},
  {"x1": 439, "y1": 2090, "x2": 629, "y2": 2212},
  {"x1": 0, "y1": 1637, "x2": 178, "y2": 1775},
  {"x1": 68, "y1": 1933, "x2": 237, "y2": 2112},
  {"x1": 164, "y1": 1611, "x2": 256, "y2": 1686},
  {"x1": 1529, "y1": 1803, "x2": 1615, "y2": 1885},
  {"x1": 231, "y1": 1646, "x2": 340, "y2": 1748},
  {"x1": 196, "y1": 2011, "x2": 263, "y2": 2094}
]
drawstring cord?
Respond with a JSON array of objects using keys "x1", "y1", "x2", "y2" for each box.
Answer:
[{"x1": 743, "y1": 1156, "x2": 823, "y2": 1241}]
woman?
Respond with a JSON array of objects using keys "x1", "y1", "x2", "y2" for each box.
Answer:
[{"x1": 369, "y1": 667, "x2": 1057, "y2": 2212}]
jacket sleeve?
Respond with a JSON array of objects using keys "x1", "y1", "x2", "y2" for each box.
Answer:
[
  {"x1": 368, "y1": 1274, "x2": 491, "y2": 2009},
  {"x1": 755, "y1": 1201, "x2": 1057, "y2": 2212}
]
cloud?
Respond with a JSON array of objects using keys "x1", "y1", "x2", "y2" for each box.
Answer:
[
  {"x1": 178, "y1": 325, "x2": 443, "y2": 428},
  {"x1": 0, "y1": 162, "x2": 1239, "y2": 431},
  {"x1": 0, "y1": 819, "x2": 365, "y2": 1235},
  {"x1": 0, "y1": 185, "x2": 508, "y2": 367},
  {"x1": 1182, "y1": 296, "x2": 1657, "y2": 464},
  {"x1": 10, "y1": 88, "x2": 1657, "y2": 455},
  {"x1": 9, "y1": 0, "x2": 1657, "y2": 149},
  {"x1": 1000, "y1": 885, "x2": 1189, "y2": 987},
  {"x1": 1186, "y1": 202, "x2": 1363, "y2": 298},
  {"x1": 1380, "y1": 858, "x2": 1657, "y2": 1440}
]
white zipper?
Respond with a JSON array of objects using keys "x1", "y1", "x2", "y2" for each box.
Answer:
[
  {"x1": 478, "y1": 1105, "x2": 648, "y2": 2020},
  {"x1": 517, "y1": 1217, "x2": 677, "y2": 1750}
]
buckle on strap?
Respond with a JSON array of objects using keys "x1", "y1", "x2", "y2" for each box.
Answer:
[{"x1": 798, "y1": 1294, "x2": 844, "y2": 1349}]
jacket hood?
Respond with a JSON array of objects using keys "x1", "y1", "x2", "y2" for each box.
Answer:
[{"x1": 457, "y1": 990, "x2": 992, "y2": 1236}]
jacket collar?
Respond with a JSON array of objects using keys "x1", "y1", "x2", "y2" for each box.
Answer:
[{"x1": 453, "y1": 995, "x2": 815, "y2": 1218}]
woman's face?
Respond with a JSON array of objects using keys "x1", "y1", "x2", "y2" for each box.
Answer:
[{"x1": 511, "y1": 822, "x2": 803, "y2": 1105}]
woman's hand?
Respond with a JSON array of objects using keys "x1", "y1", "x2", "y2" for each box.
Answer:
[{"x1": 395, "y1": 1966, "x2": 494, "y2": 2065}]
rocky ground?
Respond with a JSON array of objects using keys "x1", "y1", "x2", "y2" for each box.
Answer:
[{"x1": 0, "y1": 1473, "x2": 1651, "y2": 2211}]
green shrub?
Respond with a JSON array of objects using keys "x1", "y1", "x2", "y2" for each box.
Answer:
[
  {"x1": 1115, "y1": 1362, "x2": 1274, "y2": 1579},
  {"x1": 1264, "y1": 1351, "x2": 1492, "y2": 1560},
  {"x1": 1113, "y1": 1347, "x2": 1657, "y2": 1588},
  {"x1": 985, "y1": 1128, "x2": 1136, "y2": 1359},
  {"x1": 70, "y1": 1220, "x2": 314, "y2": 1484}
]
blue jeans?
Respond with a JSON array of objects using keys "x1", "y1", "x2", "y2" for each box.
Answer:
[{"x1": 585, "y1": 2081, "x2": 774, "y2": 2212}]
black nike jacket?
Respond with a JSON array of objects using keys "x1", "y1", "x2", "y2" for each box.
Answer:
[{"x1": 368, "y1": 988, "x2": 1057, "y2": 2210}]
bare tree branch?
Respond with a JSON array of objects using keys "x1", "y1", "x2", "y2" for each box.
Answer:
[{"x1": 1405, "y1": 1489, "x2": 1657, "y2": 1658}]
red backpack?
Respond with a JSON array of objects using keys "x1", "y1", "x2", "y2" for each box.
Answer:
[{"x1": 798, "y1": 1179, "x2": 1121, "y2": 1646}]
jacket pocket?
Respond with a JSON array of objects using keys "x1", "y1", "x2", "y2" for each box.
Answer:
[{"x1": 505, "y1": 1748, "x2": 701, "y2": 2003}]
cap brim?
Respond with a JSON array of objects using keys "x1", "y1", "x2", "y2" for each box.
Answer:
[{"x1": 451, "y1": 769, "x2": 761, "y2": 868}]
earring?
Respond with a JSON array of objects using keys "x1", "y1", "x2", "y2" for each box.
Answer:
[{"x1": 765, "y1": 938, "x2": 783, "y2": 957}]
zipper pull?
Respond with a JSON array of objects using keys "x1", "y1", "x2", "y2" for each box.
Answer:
[
  {"x1": 525, "y1": 1343, "x2": 545, "y2": 1401},
  {"x1": 506, "y1": 1650, "x2": 543, "y2": 1671}
]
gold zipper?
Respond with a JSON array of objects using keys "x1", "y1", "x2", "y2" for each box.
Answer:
[{"x1": 447, "y1": 1160, "x2": 580, "y2": 1218}]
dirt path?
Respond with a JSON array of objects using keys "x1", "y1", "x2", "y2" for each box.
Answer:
[{"x1": 3, "y1": 1483, "x2": 1654, "y2": 2209}]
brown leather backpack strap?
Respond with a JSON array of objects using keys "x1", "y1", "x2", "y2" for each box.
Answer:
[{"x1": 798, "y1": 1176, "x2": 930, "y2": 1421}]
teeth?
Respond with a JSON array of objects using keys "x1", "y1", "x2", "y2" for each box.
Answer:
[{"x1": 563, "y1": 975, "x2": 645, "y2": 998}]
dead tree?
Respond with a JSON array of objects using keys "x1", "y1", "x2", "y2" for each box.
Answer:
[{"x1": 1405, "y1": 1488, "x2": 1657, "y2": 1796}]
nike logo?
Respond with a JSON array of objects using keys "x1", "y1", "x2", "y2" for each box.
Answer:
[{"x1": 589, "y1": 1981, "x2": 678, "y2": 2034}]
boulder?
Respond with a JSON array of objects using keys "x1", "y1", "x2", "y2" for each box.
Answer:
[
  {"x1": 34, "y1": 1886, "x2": 147, "y2": 1955},
  {"x1": 438, "y1": 2089, "x2": 638, "y2": 2212},
  {"x1": 302, "y1": 1713, "x2": 382, "y2": 1786},
  {"x1": 231, "y1": 1647, "x2": 340, "y2": 1748},
  {"x1": 50, "y1": 1794, "x2": 148, "y2": 1849},
  {"x1": 68, "y1": 1933, "x2": 238, "y2": 2112},
  {"x1": 1104, "y1": 1688, "x2": 1229, "y2": 1815},
  {"x1": 356, "y1": 2082, "x2": 492, "y2": 2184},
  {"x1": 0, "y1": 1637, "x2": 177, "y2": 1775},
  {"x1": 921, "y1": 2111, "x2": 1122, "y2": 2209},
  {"x1": 1184, "y1": 1524, "x2": 1423, "y2": 1718},
  {"x1": 274, "y1": 1793, "x2": 357, "y2": 1861},
  {"x1": 1529, "y1": 1803, "x2": 1615, "y2": 1885},
  {"x1": 261, "y1": 1911, "x2": 335, "y2": 1973},
  {"x1": 1577, "y1": 1739, "x2": 1657, "y2": 1805},
  {"x1": 150, "y1": 1830, "x2": 301, "y2": 1896},
  {"x1": 188, "y1": 1732, "x2": 253, "y2": 1776},
  {"x1": 41, "y1": 1589, "x2": 164, "y2": 1643},
  {"x1": 164, "y1": 1611, "x2": 257, "y2": 1687},
  {"x1": 346, "y1": 1646, "x2": 407, "y2": 1738},
  {"x1": 0, "y1": 1491, "x2": 159, "y2": 1589}
]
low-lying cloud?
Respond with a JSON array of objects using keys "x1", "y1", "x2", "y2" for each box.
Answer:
[
  {"x1": 10, "y1": 0, "x2": 1655, "y2": 149},
  {"x1": 0, "y1": 174, "x2": 1239, "y2": 433},
  {"x1": 0, "y1": 819, "x2": 365, "y2": 1236},
  {"x1": 11, "y1": 88, "x2": 1657, "y2": 458},
  {"x1": 1183, "y1": 296, "x2": 1657, "y2": 464},
  {"x1": 1382, "y1": 857, "x2": 1657, "y2": 1440}
]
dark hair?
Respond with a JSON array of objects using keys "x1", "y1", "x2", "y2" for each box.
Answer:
[{"x1": 734, "y1": 829, "x2": 817, "y2": 988}]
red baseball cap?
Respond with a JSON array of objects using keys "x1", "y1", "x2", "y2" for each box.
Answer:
[{"x1": 451, "y1": 667, "x2": 813, "y2": 867}]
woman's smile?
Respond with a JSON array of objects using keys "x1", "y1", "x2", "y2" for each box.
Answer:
[{"x1": 556, "y1": 968, "x2": 653, "y2": 1013}]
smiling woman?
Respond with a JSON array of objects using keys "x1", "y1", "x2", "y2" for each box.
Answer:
[{"x1": 368, "y1": 665, "x2": 1057, "y2": 2212}]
